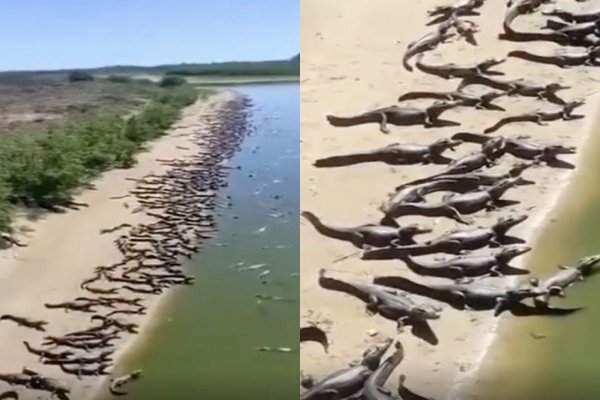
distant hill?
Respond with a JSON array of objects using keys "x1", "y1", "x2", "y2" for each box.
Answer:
[{"x1": 0, "y1": 54, "x2": 301, "y2": 78}]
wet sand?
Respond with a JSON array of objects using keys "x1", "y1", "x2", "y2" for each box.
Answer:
[
  {"x1": 0, "y1": 91, "x2": 234, "y2": 399},
  {"x1": 300, "y1": 0, "x2": 600, "y2": 397}
]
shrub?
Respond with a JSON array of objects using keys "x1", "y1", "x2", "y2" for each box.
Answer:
[
  {"x1": 0, "y1": 86, "x2": 201, "y2": 231},
  {"x1": 158, "y1": 76, "x2": 187, "y2": 87},
  {"x1": 68, "y1": 71, "x2": 95, "y2": 82},
  {"x1": 106, "y1": 75, "x2": 132, "y2": 83}
]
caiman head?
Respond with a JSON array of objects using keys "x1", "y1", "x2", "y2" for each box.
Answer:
[
  {"x1": 545, "y1": 83, "x2": 570, "y2": 93},
  {"x1": 489, "y1": 178, "x2": 519, "y2": 198},
  {"x1": 493, "y1": 214, "x2": 528, "y2": 235},
  {"x1": 430, "y1": 138, "x2": 462, "y2": 154},
  {"x1": 482, "y1": 136, "x2": 506, "y2": 158},
  {"x1": 481, "y1": 90, "x2": 507, "y2": 101},
  {"x1": 429, "y1": 100, "x2": 462, "y2": 116},
  {"x1": 410, "y1": 304, "x2": 441, "y2": 321},
  {"x1": 480, "y1": 58, "x2": 506, "y2": 70},
  {"x1": 543, "y1": 144, "x2": 576, "y2": 155},
  {"x1": 575, "y1": 254, "x2": 600, "y2": 276},
  {"x1": 508, "y1": 161, "x2": 536, "y2": 181},
  {"x1": 497, "y1": 244, "x2": 531, "y2": 262},
  {"x1": 361, "y1": 337, "x2": 394, "y2": 370},
  {"x1": 565, "y1": 98, "x2": 585, "y2": 112}
]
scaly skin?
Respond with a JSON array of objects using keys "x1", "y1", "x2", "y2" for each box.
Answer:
[
  {"x1": 314, "y1": 138, "x2": 462, "y2": 167},
  {"x1": 300, "y1": 338, "x2": 393, "y2": 400},
  {"x1": 326, "y1": 102, "x2": 461, "y2": 133},
  {"x1": 301, "y1": 211, "x2": 431, "y2": 248}
]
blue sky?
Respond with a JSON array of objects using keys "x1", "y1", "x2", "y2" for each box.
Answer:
[{"x1": 0, "y1": 0, "x2": 299, "y2": 71}]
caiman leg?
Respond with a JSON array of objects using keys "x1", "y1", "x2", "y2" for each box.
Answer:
[
  {"x1": 535, "y1": 114, "x2": 549, "y2": 126},
  {"x1": 493, "y1": 297, "x2": 508, "y2": 316},
  {"x1": 443, "y1": 206, "x2": 471, "y2": 224},
  {"x1": 379, "y1": 112, "x2": 390, "y2": 134},
  {"x1": 366, "y1": 294, "x2": 380, "y2": 316}
]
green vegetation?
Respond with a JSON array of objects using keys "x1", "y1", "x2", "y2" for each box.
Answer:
[
  {"x1": 164, "y1": 56, "x2": 300, "y2": 77},
  {"x1": 159, "y1": 76, "x2": 187, "y2": 87},
  {"x1": 68, "y1": 71, "x2": 95, "y2": 82},
  {"x1": 0, "y1": 54, "x2": 300, "y2": 78},
  {"x1": 106, "y1": 74, "x2": 132, "y2": 83},
  {"x1": 0, "y1": 85, "x2": 203, "y2": 232}
]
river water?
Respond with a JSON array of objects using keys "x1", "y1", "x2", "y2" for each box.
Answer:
[
  {"x1": 104, "y1": 83, "x2": 299, "y2": 400},
  {"x1": 469, "y1": 111, "x2": 600, "y2": 400}
]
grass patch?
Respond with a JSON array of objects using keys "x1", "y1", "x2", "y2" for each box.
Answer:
[
  {"x1": 159, "y1": 76, "x2": 187, "y2": 87},
  {"x1": 0, "y1": 85, "x2": 204, "y2": 232}
]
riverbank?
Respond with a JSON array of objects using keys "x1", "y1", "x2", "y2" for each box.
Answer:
[
  {"x1": 461, "y1": 94, "x2": 600, "y2": 400},
  {"x1": 97, "y1": 83, "x2": 300, "y2": 400},
  {"x1": 0, "y1": 90, "x2": 240, "y2": 398},
  {"x1": 129, "y1": 73, "x2": 300, "y2": 86},
  {"x1": 300, "y1": 0, "x2": 600, "y2": 397}
]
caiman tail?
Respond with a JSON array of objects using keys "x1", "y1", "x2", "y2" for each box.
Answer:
[
  {"x1": 300, "y1": 326, "x2": 329, "y2": 352},
  {"x1": 373, "y1": 275, "x2": 443, "y2": 300},
  {"x1": 507, "y1": 50, "x2": 560, "y2": 65},
  {"x1": 362, "y1": 244, "x2": 435, "y2": 260},
  {"x1": 403, "y1": 51, "x2": 416, "y2": 72},
  {"x1": 318, "y1": 270, "x2": 371, "y2": 303},
  {"x1": 301, "y1": 211, "x2": 356, "y2": 242},
  {"x1": 398, "y1": 91, "x2": 447, "y2": 102},
  {"x1": 384, "y1": 203, "x2": 468, "y2": 224},
  {"x1": 451, "y1": 132, "x2": 490, "y2": 144},
  {"x1": 373, "y1": 342, "x2": 405, "y2": 387},
  {"x1": 484, "y1": 115, "x2": 538, "y2": 134},
  {"x1": 314, "y1": 153, "x2": 381, "y2": 167},
  {"x1": 326, "y1": 113, "x2": 380, "y2": 127}
]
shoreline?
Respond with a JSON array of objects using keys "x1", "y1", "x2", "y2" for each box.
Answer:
[
  {"x1": 0, "y1": 89, "x2": 242, "y2": 398},
  {"x1": 301, "y1": 0, "x2": 600, "y2": 397},
  {"x1": 451, "y1": 91, "x2": 600, "y2": 398}
]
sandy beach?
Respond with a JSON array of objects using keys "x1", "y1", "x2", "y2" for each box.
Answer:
[
  {"x1": 300, "y1": 0, "x2": 600, "y2": 397},
  {"x1": 0, "y1": 91, "x2": 235, "y2": 399}
]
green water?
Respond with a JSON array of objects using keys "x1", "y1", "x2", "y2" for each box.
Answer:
[
  {"x1": 472, "y1": 118, "x2": 600, "y2": 400},
  {"x1": 106, "y1": 83, "x2": 299, "y2": 400}
]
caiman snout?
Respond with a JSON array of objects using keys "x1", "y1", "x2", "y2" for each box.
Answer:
[
  {"x1": 503, "y1": 214, "x2": 528, "y2": 227},
  {"x1": 413, "y1": 305, "x2": 440, "y2": 320},
  {"x1": 505, "y1": 245, "x2": 531, "y2": 257},
  {"x1": 515, "y1": 176, "x2": 535, "y2": 186}
]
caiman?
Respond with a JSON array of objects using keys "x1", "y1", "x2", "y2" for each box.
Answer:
[
  {"x1": 452, "y1": 132, "x2": 576, "y2": 167},
  {"x1": 530, "y1": 254, "x2": 600, "y2": 305},
  {"x1": 362, "y1": 341, "x2": 405, "y2": 400},
  {"x1": 504, "y1": 0, "x2": 552, "y2": 33},
  {"x1": 382, "y1": 178, "x2": 522, "y2": 224},
  {"x1": 374, "y1": 275, "x2": 547, "y2": 315},
  {"x1": 507, "y1": 47, "x2": 600, "y2": 68},
  {"x1": 0, "y1": 315, "x2": 47, "y2": 332},
  {"x1": 403, "y1": 19, "x2": 456, "y2": 71},
  {"x1": 381, "y1": 178, "x2": 498, "y2": 224},
  {"x1": 414, "y1": 54, "x2": 505, "y2": 79},
  {"x1": 319, "y1": 270, "x2": 440, "y2": 330},
  {"x1": 428, "y1": 0, "x2": 484, "y2": 24},
  {"x1": 301, "y1": 211, "x2": 431, "y2": 248},
  {"x1": 396, "y1": 161, "x2": 536, "y2": 191},
  {"x1": 484, "y1": 100, "x2": 585, "y2": 133},
  {"x1": 313, "y1": 138, "x2": 462, "y2": 167},
  {"x1": 326, "y1": 101, "x2": 461, "y2": 133},
  {"x1": 543, "y1": 7, "x2": 600, "y2": 23},
  {"x1": 300, "y1": 337, "x2": 393, "y2": 400},
  {"x1": 362, "y1": 214, "x2": 528, "y2": 259},
  {"x1": 397, "y1": 244, "x2": 531, "y2": 279},
  {"x1": 457, "y1": 74, "x2": 569, "y2": 105},
  {"x1": 398, "y1": 88, "x2": 506, "y2": 111}
]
